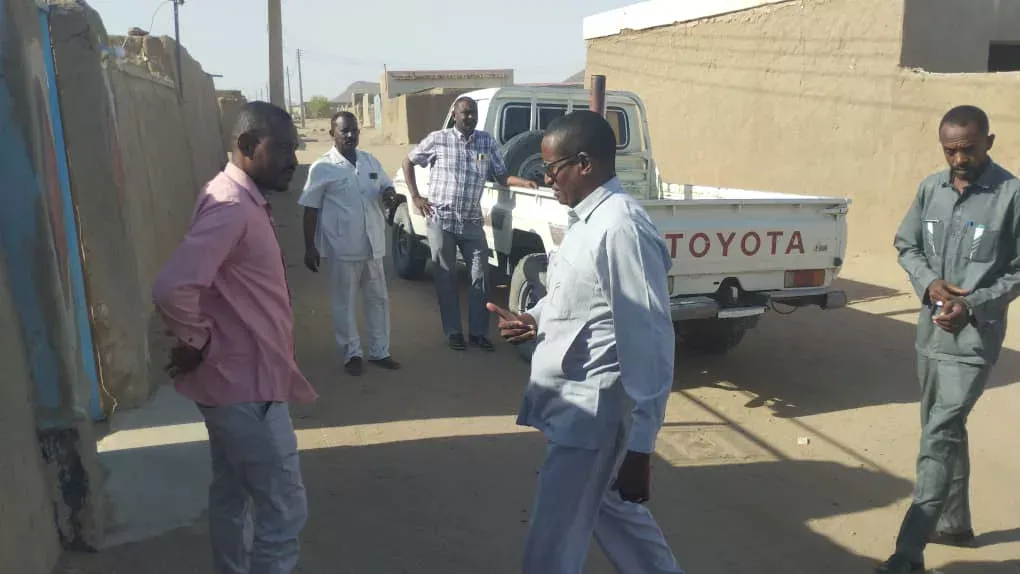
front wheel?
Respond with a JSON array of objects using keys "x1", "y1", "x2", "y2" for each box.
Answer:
[
  {"x1": 674, "y1": 317, "x2": 755, "y2": 355},
  {"x1": 391, "y1": 202, "x2": 427, "y2": 280},
  {"x1": 508, "y1": 253, "x2": 548, "y2": 363}
]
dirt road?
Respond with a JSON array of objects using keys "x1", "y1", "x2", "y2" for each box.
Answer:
[{"x1": 58, "y1": 125, "x2": 1020, "y2": 573}]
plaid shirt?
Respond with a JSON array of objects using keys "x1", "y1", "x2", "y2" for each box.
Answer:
[{"x1": 407, "y1": 128, "x2": 507, "y2": 234}]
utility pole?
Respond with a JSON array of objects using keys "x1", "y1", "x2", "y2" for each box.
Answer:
[
  {"x1": 268, "y1": 0, "x2": 285, "y2": 107},
  {"x1": 296, "y1": 48, "x2": 306, "y2": 127},
  {"x1": 172, "y1": 0, "x2": 184, "y2": 98},
  {"x1": 286, "y1": 66, "x2": 293, "y2": 114}
]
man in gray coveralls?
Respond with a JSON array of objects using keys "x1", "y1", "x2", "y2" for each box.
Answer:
[{"x1": 878, "y1": 105, "x2": 1020, "y2": 573}]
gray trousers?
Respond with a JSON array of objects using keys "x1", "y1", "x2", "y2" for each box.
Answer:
[
  {"x1": 523, "y1": 420, "x2": 682, "y2": 574},
  {"x1": 894, "y1": 356, "x2": 990, "y2": 562},
  {"x1": 425, "y1": 220, "x2": 490, "y2": 338},
  {"x1": 199, "y1": 402, "x2": 308, "y2": 574}
]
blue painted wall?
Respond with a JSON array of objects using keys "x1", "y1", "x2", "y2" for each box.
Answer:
[{"x1": 0, "y1": 0, "x2": 103, "y2": 426}]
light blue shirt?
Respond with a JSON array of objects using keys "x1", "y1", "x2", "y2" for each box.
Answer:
[{"x1": 517, "y1": 178, "x2": 675, "y2": 453}]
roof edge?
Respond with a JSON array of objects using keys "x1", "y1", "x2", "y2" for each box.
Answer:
[{"x1": 583, "y1": 0, "x2": 796, "y2": 40}]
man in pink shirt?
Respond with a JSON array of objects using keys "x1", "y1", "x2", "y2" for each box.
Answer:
[{"x1": 153, "y1": 101, "x2": 317, "y2": 574}]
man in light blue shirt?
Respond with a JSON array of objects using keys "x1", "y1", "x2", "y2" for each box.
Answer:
[{"x1": 488, "y1": 110, "x2": 682, "y2": 574}]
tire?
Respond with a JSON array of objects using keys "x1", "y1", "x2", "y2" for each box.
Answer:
[
  {"x1": 508, "y1": 252, "x2": 548, "y2": 363},
  {"x1": 500, "y1": 130, "x2": 546, "y2": 187},
  {"x1": 391, "y1": 202, "x2": 427, "y2": 280},
  {"x1": 674, "y1": 318, "x2": 751, "y2": 355}
]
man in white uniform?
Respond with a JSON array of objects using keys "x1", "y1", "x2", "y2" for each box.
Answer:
[
  {"x1": 299, "y1": 111, "x2": 400, "y2": 376},
  {"x1": 488, "y1": 110, "x2": 683, "y2": 574}
]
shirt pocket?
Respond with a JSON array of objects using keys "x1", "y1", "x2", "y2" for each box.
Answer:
[
  {"x1": 966, "y1": 225, "x2": 999, "y2": 263},
  {"x1": 546, "y1": 249, "x2": 596, "y2": 321},
  {"x1": 921, "y1": 219, "x2": 944, "y2": 259},
  {"x1": 475, "y1": 152, "x2": 491, "y2": 180}
]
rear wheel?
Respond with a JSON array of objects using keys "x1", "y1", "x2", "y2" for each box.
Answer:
[
  {"x1": 674, "y1": 318, "x2": 753, "y2": 355},
  {"x1": 508, "y1": 253, "x2": 548, "y2": 362},
  {"x1": 391, "y1": 202, "x2": 427, "y2": 280}
]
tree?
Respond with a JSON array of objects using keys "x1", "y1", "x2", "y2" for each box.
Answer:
[{"x1": 306, "y1": 95, "x2": 331, "y2": 119}]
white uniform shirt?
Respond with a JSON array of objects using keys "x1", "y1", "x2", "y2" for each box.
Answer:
[{"x1": 298, "y1": 147, "x2": 392, "y2": 261}]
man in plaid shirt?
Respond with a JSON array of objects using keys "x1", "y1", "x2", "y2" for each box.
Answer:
[{"x1": 402, "y1": 96, "x2": 536, "y2": 351}]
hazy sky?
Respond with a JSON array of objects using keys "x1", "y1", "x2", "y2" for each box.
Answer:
[{"x1": 85, "y1": 0, "x2": 635, "y2": 101}]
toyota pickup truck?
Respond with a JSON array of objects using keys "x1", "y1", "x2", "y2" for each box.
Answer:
[{"x1": 387, "y1": 85, "x2": 851, "y2": 359}]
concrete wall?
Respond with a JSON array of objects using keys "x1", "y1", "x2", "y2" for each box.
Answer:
[
  {"x1": 382, "y1": 88, "x2": 462, "y2": 145},
  {"x1": 115, "y1": 33, "x2": 226, "y2": 183},
  {"x1": 1, "y1": 0, "x2": 107, "y2": 566},
  {"x1": 47, "y1": 2, "x2": 226, "y2": 410},
  {"x1": 586, "y1": 0, "x2": 1020, "y2": 255},
  {"x1": 217, "y1": 89, "x2": 247, "y2": 151},
  {"x1": 901, "y1": 0, "x2": 1020, "y2": 72},
  {"x1": 0, "y1": 251, "x2": 61, "y2": 574}
]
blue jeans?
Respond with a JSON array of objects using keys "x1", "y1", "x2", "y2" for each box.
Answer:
[{"x1": 425, "y1": 220, "x2": 490, "y2": 338}]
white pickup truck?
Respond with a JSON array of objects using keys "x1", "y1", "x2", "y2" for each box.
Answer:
[{"x1": 387, "y1": 86, "x2": 850, "y2": 358}]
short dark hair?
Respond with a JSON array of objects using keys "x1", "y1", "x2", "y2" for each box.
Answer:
[
  {"x1": 331, "y1": 110, "x2": 357, "y2": 129},
  {"x1": 454, "y1": 96, "x2": 477, "y2": 109},
  {"x1": 940, "y1": 105, "x2": 990, "y2": 135},
  {"x1": 545, "y1": 110, "x2": 617, "y2": 165},
  {"x1": 232, "y1": 101, "x2": 293, "y2": 141}
]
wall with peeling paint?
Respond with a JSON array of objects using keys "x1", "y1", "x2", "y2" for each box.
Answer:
[
  {"x1": 0, "y1": 0, "x2": 106, "y2": 567},
  {"x1": 48, "y1": 1, "x2": 226, "y2": 411}
]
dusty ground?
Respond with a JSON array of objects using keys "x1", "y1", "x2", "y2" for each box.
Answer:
[{"x1": 57, "y1": 125, "x2": 1020, "y2": 573}]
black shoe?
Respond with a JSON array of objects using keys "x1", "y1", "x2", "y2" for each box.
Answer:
[
  {"x1": 927, "y1": 528, "x2": 976, "y2": 548},
  {"x1": 345, "y1": 357, "x2": 364, "y2": 376},
  {"x1": 875, "y1": 555, "x2": 925, "y2": 573},
  {"x1": 448, "y1": 334, "x2": 467, "y2": 351},
  {"x1": 369, "y1": 356, "x2": 401, "y2": 370},
  {"x1": 469, "y1": 335, "x2": 495, "y2": 352}
]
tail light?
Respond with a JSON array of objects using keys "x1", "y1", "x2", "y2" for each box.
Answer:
[{"x1": 785, "y1": 269, "x2": 825, "y2": 288}]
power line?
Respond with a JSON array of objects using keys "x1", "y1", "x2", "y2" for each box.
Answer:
[
  {"x1": 296, "y1": 48, "x2": 306, "y2": 128},
  {"x1": 172, "y1": 0, "x2": 184, "y2": 98}
]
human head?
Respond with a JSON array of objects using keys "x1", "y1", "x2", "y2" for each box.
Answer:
[
  {"x1": 231, "y1": 101, "x2": 299, "y2": 192},
  {"x1": 540, "y1": 110, "x2": 617, "y2": 207},
  {"x1": 939, "y1": 105, "x2": 994, "y2": 184},
  {"x1": 452, "y1": 97, "x2": 478, "y2": 135},
  {"x1": 331, "y1": 111, "x2": 360, "y2": 153}
]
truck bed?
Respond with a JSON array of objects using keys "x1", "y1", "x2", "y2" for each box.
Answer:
[{"x1": 486, "y1": 180, "x2": 850, "y2": 298}]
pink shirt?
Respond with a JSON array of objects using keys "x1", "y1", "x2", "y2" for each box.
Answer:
[{"x1": 153, "y1": 163, "x2": 317, "y2": 406}]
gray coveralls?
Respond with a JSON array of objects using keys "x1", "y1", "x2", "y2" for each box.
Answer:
[{"x1": 891, "y1": 161, "x2": 1020, "y2": 563}]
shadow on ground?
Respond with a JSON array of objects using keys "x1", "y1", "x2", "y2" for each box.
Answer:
[
  {"x1": 59, "y1": 431, "x2": 911, "y2": 574},
  {"x1": 938, "y1": 562, "x2": 1020, "y2": 573},
  {"x1": 673, "y1": 276, "x2": 1020, "y2": 420}
]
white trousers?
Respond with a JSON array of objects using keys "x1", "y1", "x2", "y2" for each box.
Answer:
[
  {"x1": 200, "y1": 402, "x2": 307, "y2": 574},
  {"x1": 523, "y1": 422, "x2": 683, "y2": 574},
  {"x1": 328, "y1": 258, "x2": 390, "y2": 361}
]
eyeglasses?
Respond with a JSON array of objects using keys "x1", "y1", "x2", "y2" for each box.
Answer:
[{"x1": 542, "y1": 154, "x2": 581, "y2": 178}]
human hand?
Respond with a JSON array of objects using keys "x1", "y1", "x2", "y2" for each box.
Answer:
[
  {"x1": 613, "y1": 451, "x2": 651, "y2": 504},
  {"x1": 934, "y1": 297, "x2": 970, "y2": 333},
  {"x1": 485, "y1": 302, "x2": 537, "y2": 343},
  {"x1": 927, "y1": 279, "x2": 968, "y2": 304},
  {"x1": 304, "y1": 246, "x2": 320, "y2": 272},
  {"x1": 165, "y1": 340, "x2": 204, "y2": 378},
  {"x1": 507, "y1": 176, "x2": 538, "y2": 189},
  {"x1": 413, "y1": 196, "x2": 434, "y2": 217}
]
